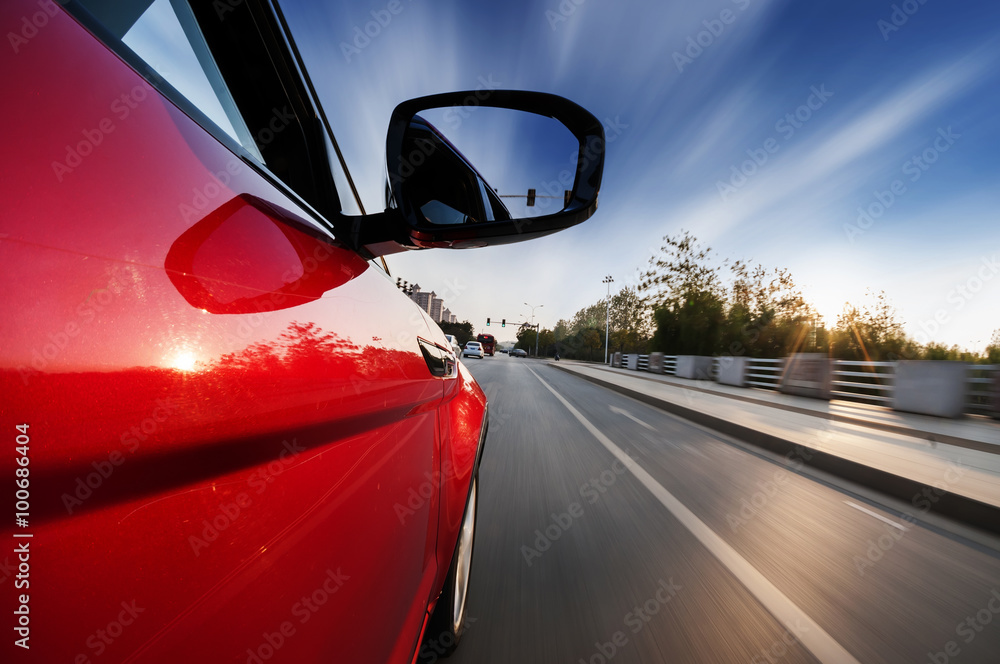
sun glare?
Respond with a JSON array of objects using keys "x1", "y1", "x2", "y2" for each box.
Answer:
[{"x1": 169, "y1": 350, "x2": 198, "y2": 372}]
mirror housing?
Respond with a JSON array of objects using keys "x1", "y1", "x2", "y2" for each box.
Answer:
[
  {"x1": 356, "y1": 90, "x2": 604, "y2": 256},
  {"x1": 166, "y1": 194, "x2": 368, "y2": 314}
]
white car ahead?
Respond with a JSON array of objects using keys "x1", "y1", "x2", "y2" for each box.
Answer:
[
  {"x1": 463, "y1": 341, "x2": 484, "y2": 359},
  {"x1": 444, "y1": 334, "x2": 463, "y2": 357}
]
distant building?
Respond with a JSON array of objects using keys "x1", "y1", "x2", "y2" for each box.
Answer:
[
  {"x1": 409, "y1": 284, "x2": 434, "y2": 314},
  {"x1": 407, "y1": 283, "x2": 458, "y2": 323},
  {"x1": 429, "y1": 297, "x2": 444, "y2": 322}
]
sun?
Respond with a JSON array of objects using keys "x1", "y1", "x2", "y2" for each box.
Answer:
[{"x1": 169, "y1": 350, "x2": 198, "y2": 372}]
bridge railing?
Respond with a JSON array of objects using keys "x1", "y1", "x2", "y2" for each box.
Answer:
[
  {"x1": 831, "y1": 360, "x2": 894, "y2": 406},
  {"x1": 610, "y1": 353, "x2": 998, "y2": 419},
  {"x1": 746, "y1": 358, "x2": 782, "y2": 390}
]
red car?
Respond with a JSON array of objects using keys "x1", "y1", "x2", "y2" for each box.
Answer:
[{"x1": 1, "y1": 1, "x2": 602, "y2": 662}]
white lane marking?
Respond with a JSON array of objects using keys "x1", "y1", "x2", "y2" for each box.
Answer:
[
  {"x1": 843, "y1": 501, "x2": 908, "y2": 531},
  {"x1": 610, "y1": 405, "x2": 657, "y2": 431},
  {"x1": 528, "y1": 367, "x2": 862, "y2": 664}
]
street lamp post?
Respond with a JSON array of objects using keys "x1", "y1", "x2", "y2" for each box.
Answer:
[
  {"x1": 603, "y1": 276, "x2": 613, "y2": 364},
  {"x1": 524, "y1": 302, "x2": 543, "y2": 357}
]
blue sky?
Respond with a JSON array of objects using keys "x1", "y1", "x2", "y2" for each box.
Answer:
[{"x1": 285, "y1": 0, "x2": 1000, "y2": 351}]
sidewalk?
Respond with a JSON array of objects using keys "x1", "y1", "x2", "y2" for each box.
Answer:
[{"x1": 550, "y1": 361, "x2": 1000, "y2": 536}]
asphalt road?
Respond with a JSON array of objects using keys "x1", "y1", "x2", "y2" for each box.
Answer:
[{"x1": 448, "y1": 356, "x2": 1000, "y2": 664}]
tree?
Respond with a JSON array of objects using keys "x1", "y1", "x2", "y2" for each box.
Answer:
[
  {"x1": 580, "y1": 328, "x2": 602, "y2": 357},
  {"x1": 608, "y1": 286, "x2": 652, "y2": 353},
  {"x1": 515, "y1": 324, "x2": 539, "y2": 353},
  {"x1": 553, "y1": 319, "x2": 571, "y2": 342},
  {"x1": 725, "y1": 262, "x2": 823, "y2": 358},
  {"x1": 552, "y1": 326, "x2": 606, "y2": 361},
  {"x1": 642, "y1": 231, "x2": 729, "y2": 355},
  {"x1": 650, "y1": 290, "x2": 726, "y2": 355},
  {"x1": 570, "y1": 301, "x2": 607, "y2": 334},
  {"x1": 830, "y1": 290, "x2": 913, "y2": 361},
  {"x1": 537, "y1": 329, "x2": 556, "y2": 355},
  {"x1": 986, "y1": 328, "x2": 1000, "y2": 364},
  {"x1": 640, "y1": 230, "x2": 725, "y2": 309}
]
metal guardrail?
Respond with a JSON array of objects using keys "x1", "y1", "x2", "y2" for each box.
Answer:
[
  {"x1": 832, "y1": 360, "x2": 894, "y2": 406},
  {"x1": 629, "y1": 354, "x2": 678, "y2": 376},
  {"x1": 746, "y1": 358, "x2": 781, "y2": 390},
  {"x1": 968, "y1": 365, "x2": 998, "y2": 416},
  {"x1": 614, "y1": 354, "x2": 998, "y2": 418}
]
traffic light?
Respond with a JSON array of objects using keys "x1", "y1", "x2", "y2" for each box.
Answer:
[
  {"x1": 526, "y1": 188, "x2": 536, "y2": 206},
  {"x1": 486, "y1": 317, "x2": 490, "y2": 326},
  {"x1": 501, "y1": 319, "x2": 506, "y2": 327}
]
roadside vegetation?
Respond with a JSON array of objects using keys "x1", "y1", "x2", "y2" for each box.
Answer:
[{"x1": 528, "y1": 231, "x2": 999, "y2": 363}]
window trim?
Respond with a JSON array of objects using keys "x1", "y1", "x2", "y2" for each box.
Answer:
[{"x1": 60, "y1": 0, "x2": 345, "y2": 241}]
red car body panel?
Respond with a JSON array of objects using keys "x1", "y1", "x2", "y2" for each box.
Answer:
[{"x1": 0, "y1": 2, "x2": 486, "y2": 662}]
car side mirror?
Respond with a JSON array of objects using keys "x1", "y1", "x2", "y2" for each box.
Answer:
[
  {"x1": 356, "y1": 91, "x2": 604, "y2": 256},
  {"x1": 165, "y1": 194, "x2": 368, "y2": 314}
]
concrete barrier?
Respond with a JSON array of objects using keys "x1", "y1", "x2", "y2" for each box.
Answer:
[
  {"x1": 648, "y1": 352, "x2": 665, "y2": 374},
  {"x1": 717, "y1": 356, "x2": 749, "y2": 387},
  {"x1": 779, "y1": 353, "x2": 832, "y2": 400},
  {"x1": 612, "y1": 352, "x2": 622, "y2": 368},
  {"x1": 893, "y1": 361, "x2": 968, "y2": 419},
  {"x1": 625, "y1": 354, "x2": 639, "y2": 370},
  {"x1": 676, "y1": 355, "x2": 713, "y2": 380}
]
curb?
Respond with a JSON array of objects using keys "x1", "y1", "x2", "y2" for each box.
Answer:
[
  {"x1": 578, "y1": 364, "x2": 1000, "y2": 456},
  {"x1": 552, "y1": 364, "x2": 1000, "y2": 538}
]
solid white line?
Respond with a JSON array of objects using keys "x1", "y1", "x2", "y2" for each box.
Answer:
[
  {"x1": 610, "y1": 405, "x2": 656, "y2": 431},
  {"x1": 844, "y1": 501, "x2": 908, "y2": 531},
  {"x1": 528, "y1": 367, "x2": 862, "y2": 664}
]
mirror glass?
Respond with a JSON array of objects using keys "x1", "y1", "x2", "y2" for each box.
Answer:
[{"x1": 396, "y1": 107, "x2": 580, "y2": 225}]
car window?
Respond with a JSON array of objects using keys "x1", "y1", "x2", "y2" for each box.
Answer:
[
  {"x1": 76, "y1": 0, "x2": 264, "y2": 162},
  {"x1": 66, "y1": 0, "x2": 347, "y2": 227}
]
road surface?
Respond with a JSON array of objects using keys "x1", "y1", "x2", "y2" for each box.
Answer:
[{"x1": 444, "y1": 357, "x2": 1000, "y2": 664}]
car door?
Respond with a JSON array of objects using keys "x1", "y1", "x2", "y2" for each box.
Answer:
[{"x1": 0, "y1": 1, "x2": 451, "y2": 661}]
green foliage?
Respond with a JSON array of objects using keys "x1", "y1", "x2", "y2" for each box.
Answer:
[
  {"x1": 641, "y1": 230, "x2": 724, "y2": 308},
  {"x1": 537, "y1": 329, "x2": 556, "y2": 354},
  {"x1": 641, "y1": 231, "x2": 823, "y2": 357},
  {"x1": 551, "y1": 326, "x2": 606, "y2": 361},
  {"x1": 571, "y1": 301, "x2": 606, "y2": 333},
  {"x1": 547, "y1": 231, "x2": 994, "y2": 363},
  {"x1": 920, "y1": 343, "x2": 980, "y2": 362},
  {"x1": 650, "y1": 291, "x2": 726, "y2": 355},
  {"x1": 608, "y1": 286, "x2": 652, "y2": 354},
  {"x1": 829, "y1": 290, "x2": 912, "y2": 361},
  {"x1": 724, "y1": 262, "x2": 823, "y2": 358},
  {"x1": 985, "y1": 328, "x2": 1000, "y2": 365}
]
